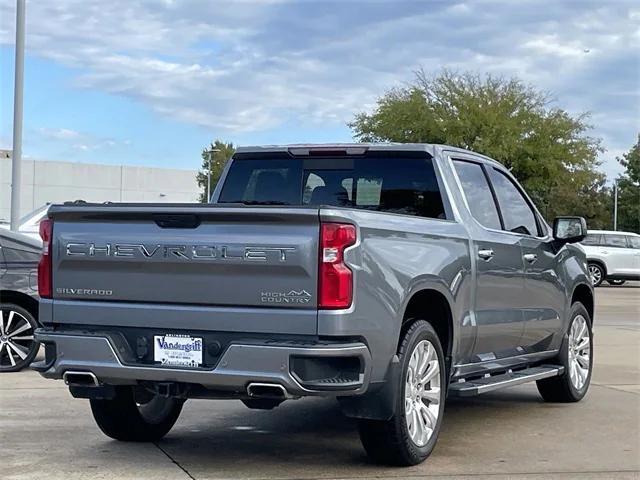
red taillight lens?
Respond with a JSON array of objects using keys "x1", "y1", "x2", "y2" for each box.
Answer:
[
  {"x1": 319, "y1": 223, "x2": 356, "y2": 309},
  {"x1": 37, "y1": 219, "x2": 53, "y2": 298}
]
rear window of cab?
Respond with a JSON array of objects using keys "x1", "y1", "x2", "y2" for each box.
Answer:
[{"x1": 218, "y1": 155, "x2": 447, "y2": 220}]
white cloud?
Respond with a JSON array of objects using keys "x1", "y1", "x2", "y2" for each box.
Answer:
[
  {"x1": 0, "y1": 0, "x2": 638, "y2": 177},
  {"x1": 35, "y1": 127, "x2": 127, "y2": 152},
  {"x1": 523, "y1": 35, "x2": 592, "y2": 58},
  {"x1": 38, "y1": 127, "x2": 82, "y2": 140}
]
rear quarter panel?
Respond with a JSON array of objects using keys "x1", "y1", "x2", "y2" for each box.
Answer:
[{"x1": 318, "y1": 208, "x2": 472, "y2": 383}]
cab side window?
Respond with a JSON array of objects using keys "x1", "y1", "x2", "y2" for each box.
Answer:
[
  {"x1": 453, "y1": 160, "x2": 502, "y2": 230},
  {"x1": 488, "y1": 168, "x2": 541, "y2": 237}
]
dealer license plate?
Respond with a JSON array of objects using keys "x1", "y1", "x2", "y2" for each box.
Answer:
[{"x1": 153, "y1": 334, "x2": 203, "y2": 367}]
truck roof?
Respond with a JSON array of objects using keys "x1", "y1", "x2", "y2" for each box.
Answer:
[
  {"x1": 234, "y1": 143, "x2": 503, "y2": 168},
  {"x1": 235, "y1": 142, "x2": 428, "y2": 151}
]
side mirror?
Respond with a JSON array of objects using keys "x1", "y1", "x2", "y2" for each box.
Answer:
[{"x1": 553, "y1": 216, "x2": 587, "y2": 244}]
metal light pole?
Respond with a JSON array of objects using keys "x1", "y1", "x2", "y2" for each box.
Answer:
[
  {"x1": 613, "y1": 180, "x2": 618, "y2": 231},
  {"x1": 205, "y1": 148, "x2": 220, "y2": 202},
  {"x1": 10, "y1": 0, "x2": 26, "y2": 231}
]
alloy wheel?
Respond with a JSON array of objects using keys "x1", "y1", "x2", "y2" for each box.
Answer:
[
  {"x1": 405, "y1": 339, "x2": 441, "y2": 447},
  {"x1": 588, "y1": 265, "x2": 602, "y2": 286},
  {"x1": 0, "y1": 309, "x2": 36, "y2": 370},
  {"x1": 568, "y1": 315, "x2": 591, "y2": 390}
]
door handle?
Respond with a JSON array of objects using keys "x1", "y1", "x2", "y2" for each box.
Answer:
[
  {"x1": 478, "y1": 249, "x2": 495, "y2": 260},
  {"x1": 523, "y1": 253, "x2": 538, "y2": 264}
]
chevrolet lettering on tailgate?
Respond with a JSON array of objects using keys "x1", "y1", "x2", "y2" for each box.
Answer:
[{"x1": 65, "y1": 242, "x2": 296, "y2": 262}]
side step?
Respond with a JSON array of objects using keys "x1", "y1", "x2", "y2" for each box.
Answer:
[{"x1": 448, "y1": 365, "x2": 564, "y2": 397}]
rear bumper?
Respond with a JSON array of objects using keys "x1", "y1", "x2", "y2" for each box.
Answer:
[{"x1": 32, "y1": 329, "x2": 372, "y2": 397}]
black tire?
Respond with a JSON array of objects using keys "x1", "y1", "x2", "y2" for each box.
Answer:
[
  {"x1": 0, "y1": 303, "x2": 40, "y2": 372},
  {"x1": 90, "y1": 386, "x2": 183, "y2": 441},
  {"x1": 587, "y1": 262, "x2": 604, "y2": 287},
  {"x1": 607, "y1": 280, "x2": 626, "y2": 286},
  {"x1": 241, "y1": 398, "x2": 283, "y2": 410},
  {"x1": 537, "y1": 302, "x2": 593, "y2": 403},
  {"x1": 358, "y1": 320, "x2": 447, "y2": 466}
]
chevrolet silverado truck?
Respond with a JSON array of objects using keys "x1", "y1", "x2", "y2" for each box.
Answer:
[{"x1": 32, "y1": 144, "x2": 594, "y2": 466}]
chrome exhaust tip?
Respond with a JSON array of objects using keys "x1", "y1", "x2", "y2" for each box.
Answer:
[
  {"x1": 246, "y1": 382, "x2": 288, "y2": 399},
  {"x1": 63, "y1": 370, "x2": 100, "y2": 387}
]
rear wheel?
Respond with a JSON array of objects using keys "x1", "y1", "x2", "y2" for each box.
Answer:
[
  {"x1": 0, "y1": 304, "x2": 39, "y2": 372},
  {"x1": 358, "y1": 320, "x2": 446, "y2": 466},
  {"x1": 537, "y1": 302, "x2": 592, "y2": 402},
  {"x1": 587, "y1": 263, "x2": 604, "y2": 287},
  {"x1": 90, "y1": 386, "x2": 184, "y2": 441}
]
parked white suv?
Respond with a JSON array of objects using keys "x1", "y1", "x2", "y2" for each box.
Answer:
[{"x1": 581, "y1": 230, "x2": 640, "y2": 286}]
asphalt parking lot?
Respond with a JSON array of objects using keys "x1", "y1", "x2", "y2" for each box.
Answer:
[{"x1": 2, "y1": 285, "x2": 639, "y2": 480}]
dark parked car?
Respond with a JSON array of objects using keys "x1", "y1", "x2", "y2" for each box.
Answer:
[{"x1": 0, "y1": 228, "x2": 41, "y2": 371}]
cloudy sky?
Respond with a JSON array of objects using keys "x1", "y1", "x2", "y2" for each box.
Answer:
[{"x1": 0, "y1": 0, "x2": 638, "y2": 178}]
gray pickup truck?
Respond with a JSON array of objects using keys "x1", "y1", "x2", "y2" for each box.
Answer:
[{"x1": 33, "y1": 144, "x2": 594, "y2": 465}]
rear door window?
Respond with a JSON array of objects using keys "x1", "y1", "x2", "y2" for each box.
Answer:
[
  {"x1": 453, "y1": 160, "x2": 502, "y2": 230},
  {"x1": 219, "y1": 155, "x2": 447, "y2": 220},
  {"x1": 603, "y1": 235, "x2": 628, "y2": 248}
]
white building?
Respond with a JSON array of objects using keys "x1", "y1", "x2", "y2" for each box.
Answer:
[{"x1": 0, "y1": 152, "x2": 200, "y2": 221}]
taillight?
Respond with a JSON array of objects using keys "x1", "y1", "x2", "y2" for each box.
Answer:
[
  {"x1": 319, "y1": 223, "x2": 356, "y2": 309},
  {"x1": 38, "y1": 219, "x2": 53, "y2": 298}
]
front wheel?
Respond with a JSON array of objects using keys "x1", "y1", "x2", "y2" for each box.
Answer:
[
  {"x1": 537, "y1": 302, "x2": 593, "y2": 402},
  {"x1": 358, "y1": 320, "x2": 446, "y2": 466},
  {"x1": 90, "y1": 386, "x2": 184, "y2": 441}
]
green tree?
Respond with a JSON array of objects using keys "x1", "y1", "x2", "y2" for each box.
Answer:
[
  {"x1": 349, "y1": 70, "x2": 610, "y2": 226},
  {"x1": 615, "y1": 135, "x2": 640, "y2": 233},
  {"x1": 196, "y1": 140, "x2": 236, "y2": 203}
]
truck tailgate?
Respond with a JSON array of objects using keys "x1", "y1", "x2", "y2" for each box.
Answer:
[{"x1": 49, "y1": 205, "x2": 320, "y2": 333}]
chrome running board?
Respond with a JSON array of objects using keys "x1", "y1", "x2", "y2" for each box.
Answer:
[{"x1": 448, "y1": 365, "x2": 564, "y2": 397}]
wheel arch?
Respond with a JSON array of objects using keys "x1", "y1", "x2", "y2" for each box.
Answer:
[
  {"x1": 400, "y1": 288, "x2": 454, "y2": 365},
  {"x1": 340, "y1": 287, "x2": 454, "y2": 422},
  {"x1": 0, "y1": 290, "x2": 39, "y2": 322},
  {"x1": 587, "y1": 258, "x2": 607, "y2": 276},
  {"x1": 571, "y1": 283, "x2": 594, "y2": 325}
]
